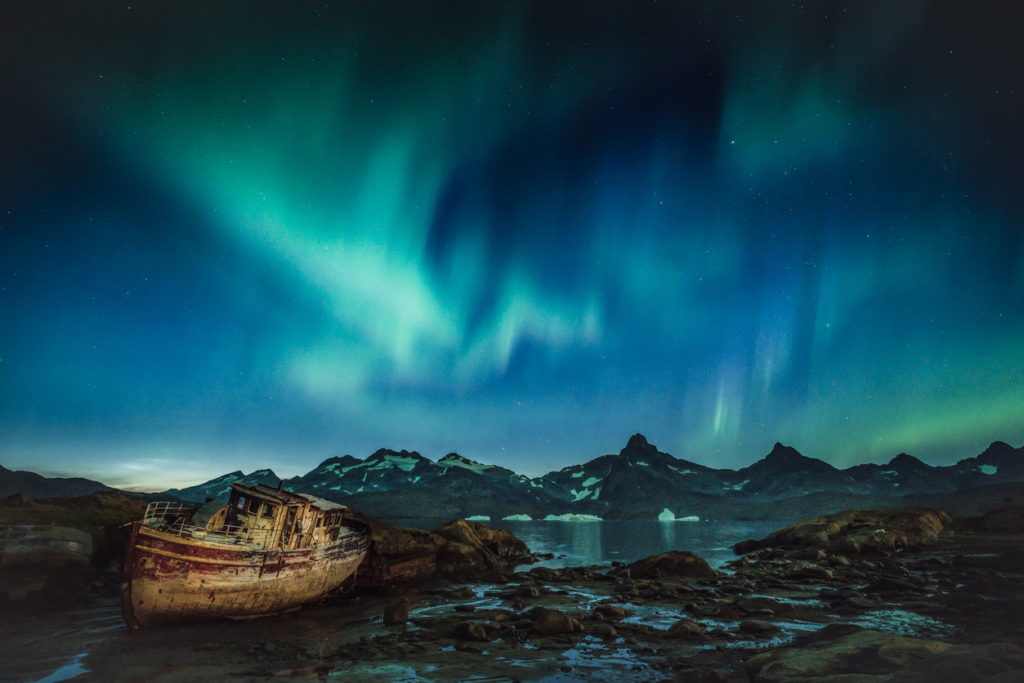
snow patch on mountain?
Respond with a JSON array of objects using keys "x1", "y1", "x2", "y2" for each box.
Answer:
[
  {"x1": 370, "y1": 455, "x2": 419, "y2": 472},
  {"x1": 571, "y1": 488, "x2": 593, "y2": 502},
  {"x1": 437, "y1": 455, "x2": 492, "y2": 475},
  {"x1": 979, "y1": 464, "x2": 998, "y2": 475}
]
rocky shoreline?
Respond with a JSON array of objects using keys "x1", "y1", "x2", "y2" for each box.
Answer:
[
  {"x1": 319, "y1": 509, "x2": 1024, "y2": 681},
  {"x1": 3, "y1": 503, "x2": 1024, "y2": 681}
]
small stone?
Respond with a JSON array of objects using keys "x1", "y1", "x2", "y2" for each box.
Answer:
[
  {"x1": 454, "y1": 621, "x2": 490, "y2": 642},
  {"x1": 383, "y1": 597, "x2": 410, "y2": 625},
  {"x1": 739, "y1": 619, "x2": 780, "y2": 636},
  {"x1": 589, "y1": 623, "x2": 618, "y2": 641}
]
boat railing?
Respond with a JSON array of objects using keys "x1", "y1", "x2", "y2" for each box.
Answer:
[
  {"x1": 142, "y1": 501, "x2": 199, "y2": 526},
  {"x1": 141, "y1": 501, "x2": 274, "y2": 548}
]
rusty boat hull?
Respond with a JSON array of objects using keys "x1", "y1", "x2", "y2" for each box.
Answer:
[{"x1": 121, "y1": 521, "x2": 368, "y2": 629}]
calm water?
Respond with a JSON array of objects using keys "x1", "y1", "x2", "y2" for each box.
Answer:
[{"x1": 399, "y1": 519, "x2": 782, "y2": 569}]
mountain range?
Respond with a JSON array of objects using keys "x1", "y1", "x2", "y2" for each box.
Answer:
[{"x1": 3, "y1": 435, "x2": 1023, "y2": 522}]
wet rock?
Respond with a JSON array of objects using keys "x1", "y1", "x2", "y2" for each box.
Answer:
[
  {"x1": 733, "y1": 508, "x2": 950, "y2": 557},
  {"x1": 626, "y1": 551, "x2": 716, "y2": 580},
  {"x1": 453, "y1": 604, "x2": 475, "y2": 613},
  {"x1": 665, "y1": 618, "x2": 710, "y2": 641},
  {"x1": 454, "y1": 621, "x2": 491, "y2": 642},
  {"x1": 733, "y1": 596, "x2": 794, "y2": 616},
  {"x1": 745, "y1": 628, "x2": 1024, "y2": 682},
  {"x1": 591, "y1": 604, "x2": 630, "y2": 622},
  {"x1": 529, "y1": 607, "x2": 584, "y2": 636},
  {"x1": 685, "y1": 601, "x2": 720, "y2": 618},
  {"x1": 785, "y1": 561, "x2": 834, "y2": 581},
  {"x1": 382, "y1": 596, "x2": 410, "y2": 625},
  {"x1": 507, "y1": 583, "x2": 541, "y2": 599},
  {"x1": 845, "y1": 596, "x2": 879, "y2": 610},
  {"x1": 739, "y1": 619, "x2": 780, "y2": 636},
  {"x1": 866, "y1": 576, "x2": 924, "y2": 595},
  {"x1": 589, "y1": 623, "x2": 618, "y2": 641}
]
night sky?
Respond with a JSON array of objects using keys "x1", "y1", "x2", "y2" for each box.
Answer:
[{"x1": 2, "y1": 2, "x2": 1022, "y2": 490}]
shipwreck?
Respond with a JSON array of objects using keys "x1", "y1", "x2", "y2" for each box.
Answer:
[{"x1": 121, "y1": 482, "x2": 369, "y2": 629}]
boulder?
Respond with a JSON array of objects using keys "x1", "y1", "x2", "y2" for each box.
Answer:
[
  {"x1": 666, "y1": 618, "x2": 710, "y2": 641},
  {"x1": 507, "y1": 584, "x2": 541, "y2": 599},
  {"x1": 733, "y1": 508, "x2": 950, "y2": 557},
  {"x1": 591, "y1": 604, "x2": 630, "y2": 622},
  {"x1": 626, "y1": 551, "x2": 716, "y2": 580},
  {"x1": 739, "y1": 619, "x2": 780, "y2": 636},
  {"x1": 435, "y1": 519, "x2": 531, "y2": 577},
  {"x1": 529, "y1": 607, "x2": 584, "y2": 636},
  {"x1": 382, "y1": 597, "x2": 410, "y2": 625},
  {"x1": 345, "y1": 513, "x2": 533, "y2": 586}
]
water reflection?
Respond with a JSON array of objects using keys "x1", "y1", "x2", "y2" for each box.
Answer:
[
  {"x1": 399, "y1": 519, "x2": 782, "y2": 568},
  {"x1": 658, "y1": 520, "x2": 676, "y2": 550},
  {"x1": 569, "y1": 520, "x2": 602, "y2": 561}
]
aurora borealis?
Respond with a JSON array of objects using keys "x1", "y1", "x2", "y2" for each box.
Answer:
[{"x1": 1, "y1": 2, "x2": 1022, "y2": 490}]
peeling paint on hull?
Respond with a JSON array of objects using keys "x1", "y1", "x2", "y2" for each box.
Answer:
[{"x1": 121, "y1": 522, "x2": 368, "y2": 629}]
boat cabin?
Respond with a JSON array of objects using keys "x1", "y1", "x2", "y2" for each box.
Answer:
[{"x1": 202, "y1": 483, "x2": 351, "y2": 551}]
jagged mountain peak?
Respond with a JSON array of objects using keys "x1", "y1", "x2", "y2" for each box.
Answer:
[
  {"x1": 627, "y1": 433, "x2": 650, "y2": 448},
  {"x1": 618, "y1": 434, "x2": 668, "y2": 464},
  {"x1": 978, "y1": 441, "x2": 1018, "y2": 464},
  {"x1": 313, "y1": 454, "x2": 361, "y2": 470},
  {"x1": 623, "y1": 433, "x2": 654, "y2": 453},
  {"x1": 249, "y1": 468, "x2": 277, "y2": 478},
  {"x1": 765, "y1": 442, "x2": 806, "y2": 462},
  {"x1": 365, "y1": 448, "x2": 428, "y2": 465},
  {"x1": 887, "y1": 453, "x2": 926, "y2": 470},
  {"x1": 746, "y1": 442, "x2": 839, "y2": 478}
]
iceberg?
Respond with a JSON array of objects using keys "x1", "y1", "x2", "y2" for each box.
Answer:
[
  {"x1": 465, "y1": 515, "x2": 490, "y2": 521},
  {"x1": 501, "y1": 514, "x2": 533, "y2": 521},
  {"x1": 659, "y1": 508, "x2": 699, "y2": 522},
  {"x1": 543, "y1": 513, "x2": 603, "y2": 522}
]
